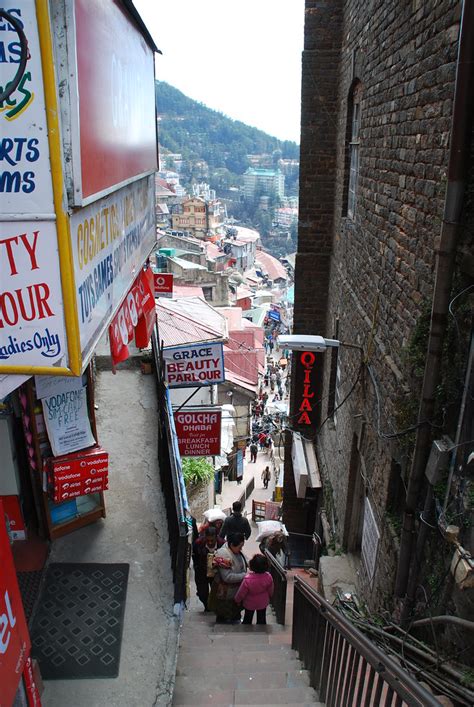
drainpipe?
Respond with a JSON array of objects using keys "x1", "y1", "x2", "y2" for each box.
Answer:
[{"x1": 395, "y1": 0, "x2": 474, "y2": 610}]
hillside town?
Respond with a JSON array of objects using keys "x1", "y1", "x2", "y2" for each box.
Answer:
[{"x1": 0, "y1": 2, "x2": 473, "y2": 707}]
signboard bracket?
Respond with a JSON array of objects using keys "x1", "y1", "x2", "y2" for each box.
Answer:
[{"x1": 174, "y1": 387, "x2": 200, "y2": 414}]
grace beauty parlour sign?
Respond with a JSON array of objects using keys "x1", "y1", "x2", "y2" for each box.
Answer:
[{"x1": 163, "y1": 342, "x2": 225, "y2": 388}]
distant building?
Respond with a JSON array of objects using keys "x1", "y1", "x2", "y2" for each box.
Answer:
[
  {"x1": 274, "y1": 207, "x2": 298, "y2": 228},
  {"x1": 171, "y1": 196, "x2": 225, "y2": 240},
  {"x1": 243, "y1": 168, "x2": 285, "y2": 202}
]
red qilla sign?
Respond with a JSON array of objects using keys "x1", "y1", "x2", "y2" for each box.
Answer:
[{"x1": 0, "y1": 501, "x2": 31, "y2": 706}]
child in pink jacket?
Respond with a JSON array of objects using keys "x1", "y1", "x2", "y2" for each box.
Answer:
[{"x1": 234, "y1": 554, "x2": 274, "y2": 624}]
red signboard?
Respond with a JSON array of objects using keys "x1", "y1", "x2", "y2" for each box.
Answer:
[
  {"x1": 109, "y1": 269, "x2": 156, "y2": 365},
  {"x1": 174, "y1": 410, "x2": 221, "y2": 457},
  {"x1": 47, "y1": 447, "x2": 109, "y2": 501},
  {"x1": 153, "y1": 273, "x2": 174, "y2": 297},
  {"x1": 74, "y1": 0, "x2": 158, "y2": 201},
  {"x1": 22, "y1": 656, "x2": 42, "y2": 707},
  {"x1": 293, "y1": 351, "x2": 319, "y2": 428},
  {"x1": 0, "y1": 501, "x2": 31, "y2": 707}
]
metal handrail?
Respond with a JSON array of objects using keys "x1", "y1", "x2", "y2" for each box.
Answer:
[
  {"x1": 292, "y1": 576, "x2": 442, "y2": 707},
  {"x1": 264, "y1": 549, "x2": 287, "y2": 625},
  {"x1": 152, "y1": 329, "x2": 188, "y2": 604}
]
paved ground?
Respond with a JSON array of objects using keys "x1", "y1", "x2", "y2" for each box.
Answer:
[{"x1": 42, "y1": 365, "x2": 179, "y2": 707}]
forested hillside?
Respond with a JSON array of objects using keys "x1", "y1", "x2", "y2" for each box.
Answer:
[{"x1": 156, "y1": 81, "x2": 299, "y2": 175}]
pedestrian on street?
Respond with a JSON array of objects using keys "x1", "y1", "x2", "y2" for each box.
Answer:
[
  {"x1": 234, "y1": 554, "x2": 274, "y2": 625},
  {"x1": 208, "y1": 533, "x2": 248, "y2": 624},
  {"x1": 192, "y1": 527, "x2": 225, "y2": 611},
  {"x1": 258, "y1": 431, "x2": 267, "y2": 450},
  {"x1": 219, "y1": 501, "x2": 252, "y2": 540},
  {"x1": 261, "y1": 466, "x2": 271, "y2": 489},
  {"x1": 250, "y1": 442, "x2": 258, "y2": 463},
  {"x1": 270, "y1": 372, "x2": 276, "y2": 391}
]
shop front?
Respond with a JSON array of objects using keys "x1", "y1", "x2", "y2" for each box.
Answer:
[{"x1": 1, "y1": 2, "x2": 159, "y2": 702}]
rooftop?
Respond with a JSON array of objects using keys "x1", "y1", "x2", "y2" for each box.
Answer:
[{"x1": 156, "y1": 296, "x2": 228, "y2": 347}]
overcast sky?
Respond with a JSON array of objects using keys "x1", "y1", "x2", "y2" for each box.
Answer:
[{"x1": 134, "y1": 0, "x2": 305, "y2": 144}]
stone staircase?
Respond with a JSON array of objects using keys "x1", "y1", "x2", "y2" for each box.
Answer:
[{"x1": 172, "y1": 597, "x2": 324, "y2": 706}]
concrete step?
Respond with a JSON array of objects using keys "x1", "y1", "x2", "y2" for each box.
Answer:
[
  {"x1": 174, "y1": 669, "x2": 310, "y2": 691},
  {"x1": 178, "y1": 639, "x2": 295, "y2": 652},
  {"x1": 176, "y1": 655, "x2": 302, "y2": 676},
  {"x1": 172, "y1": 686, "x2": 320, "y2": 705}
]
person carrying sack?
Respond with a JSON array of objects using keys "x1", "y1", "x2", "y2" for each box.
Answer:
[{"x1": 208, "y1": 532, "x2": 247, "y2": 624}]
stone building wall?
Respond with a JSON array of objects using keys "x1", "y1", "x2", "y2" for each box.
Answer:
[{"x1": 293, "y1": 0, "x2": 463, "y2": 607}]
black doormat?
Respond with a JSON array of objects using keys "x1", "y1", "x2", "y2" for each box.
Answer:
[
  {"x1": 30, "y1": 563, "x2": 129, "y2": 680},
  {"x1": 17, "y1": 570, "x2": 44, "y2": 625}
]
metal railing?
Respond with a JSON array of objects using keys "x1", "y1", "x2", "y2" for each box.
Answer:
[
  {"x1": 264, "y1": 549, "x2": 287, "y2": 625},
  {"x1": 292, "y1": 577, "x2": 441, "y2": 707},
  {"x1": 152, "y1": 330, "x2": 188, "y2": 604}
]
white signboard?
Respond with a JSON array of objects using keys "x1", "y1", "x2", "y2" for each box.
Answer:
[
  {"x1": 0, "y1": 1, "x2": 55, "y2": 215},
  {"x1": 42, "y1": 384, "x2": 95, "y2": 456},
  {"x1": 361, "y1": 497, "x2": 380, "y2": 585},
  {"x1": 70, "y1": 175, "x2": 156, "y2": 362},
  {"x1": 34, "y1": 374, "x2": 84, "y2": 400},
  {"x1": 163, "y1": 342, "x2": 225, "y2": 388},
  {"x1": 0, "y1": 221, "x2": 67, "y2": 367}
]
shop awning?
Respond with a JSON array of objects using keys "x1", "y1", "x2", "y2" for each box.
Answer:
[{"x1": 291, "y1": 432, "x2": 322, "y2": 498}]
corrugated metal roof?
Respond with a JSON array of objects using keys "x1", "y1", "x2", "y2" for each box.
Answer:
[
  {"x1": 156, "y1": 296, "x2": 228, "y2": 347},
  {"x1": 255, "y1": 251, "x2": 288, "y2": 282}
]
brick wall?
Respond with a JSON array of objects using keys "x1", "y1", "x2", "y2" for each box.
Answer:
[{"x1": 293, "y1": 0, "x2": 463, "y2": 607}]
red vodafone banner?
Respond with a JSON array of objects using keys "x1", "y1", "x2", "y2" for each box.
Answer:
[
  {"x1": 0, "y1": 501, "x2": 31, "y2": 706},
  {"x1": 154, "y1": 273, "x2": 173, "y2": 297},
  {"x1": 109, "y1": 268, "x2": 156, "y2": 365},
  {"x1": 174, "y1": 409, "x2": 221, "y2": 457}
]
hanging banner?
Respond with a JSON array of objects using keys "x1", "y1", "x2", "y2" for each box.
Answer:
[
  {"x1": 41, "y1": 384, "x2": 95, "y2": 457},
  {"x1": 109, "y1": 268, "x2": 155, "y2": 365},
  {"x1": 174, "y1": 409, "x2": 221, "y2": 457},
  {"x1": 0, "y1": 500, "x2": 31, "y2": 706},
  {"x1": 163, "y1": 342, "x2": 225, "y2": 388},
  {"x1": 153, "y1": 273, "x2": 173, "y2": 297}
]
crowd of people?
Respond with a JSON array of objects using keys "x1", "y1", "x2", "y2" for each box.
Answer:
[{"x1": 192, "y1": 501, "x2": 274, "y2": 625}]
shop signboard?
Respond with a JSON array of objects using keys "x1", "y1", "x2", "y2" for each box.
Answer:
[
  {"x1": 153, "y1": 273, "x2": 173, "y2": 297},
  {"x1": 41, "y1": 383, "x2": 95, "y2": 457},
  {"x1": 70, "y1": 0, "x2": 158, "y2": 204},
  {"x1": 0, "y1": 1, "x2": 55, "y2": 215},
  {"x1": 70, "y1": 176, "x2": 156, "y2": 364},
  {"x1": 174, "y1": 409, "x2": 221, "y2": 457},
  {"x1": 163, "y1": 342, "x2": 225, "y2": 388},
  {"x1": 0, "y1": 500, "x2": 31, "y2": 706},
  {"x1": 292, "y1": 350, "x2": 319, "y2": 430}
]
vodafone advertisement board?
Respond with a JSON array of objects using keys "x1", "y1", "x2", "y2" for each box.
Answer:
[
  {"x1": 71, "y1": 0, "x2": 158, "y2": 204},
  {"x1": 0, "y1": 501, "x2": 31, "y2": 706},
  {"x1": 153, "y1": 273, "x2": 173, "y2": 297},
  {"x1": 174, "y1": 409, "x2": 221, "y2": 457}
]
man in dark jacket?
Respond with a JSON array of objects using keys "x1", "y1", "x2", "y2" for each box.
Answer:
[{"x1": 219, "y1": 501, "x2": 251, "y2": 540}]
